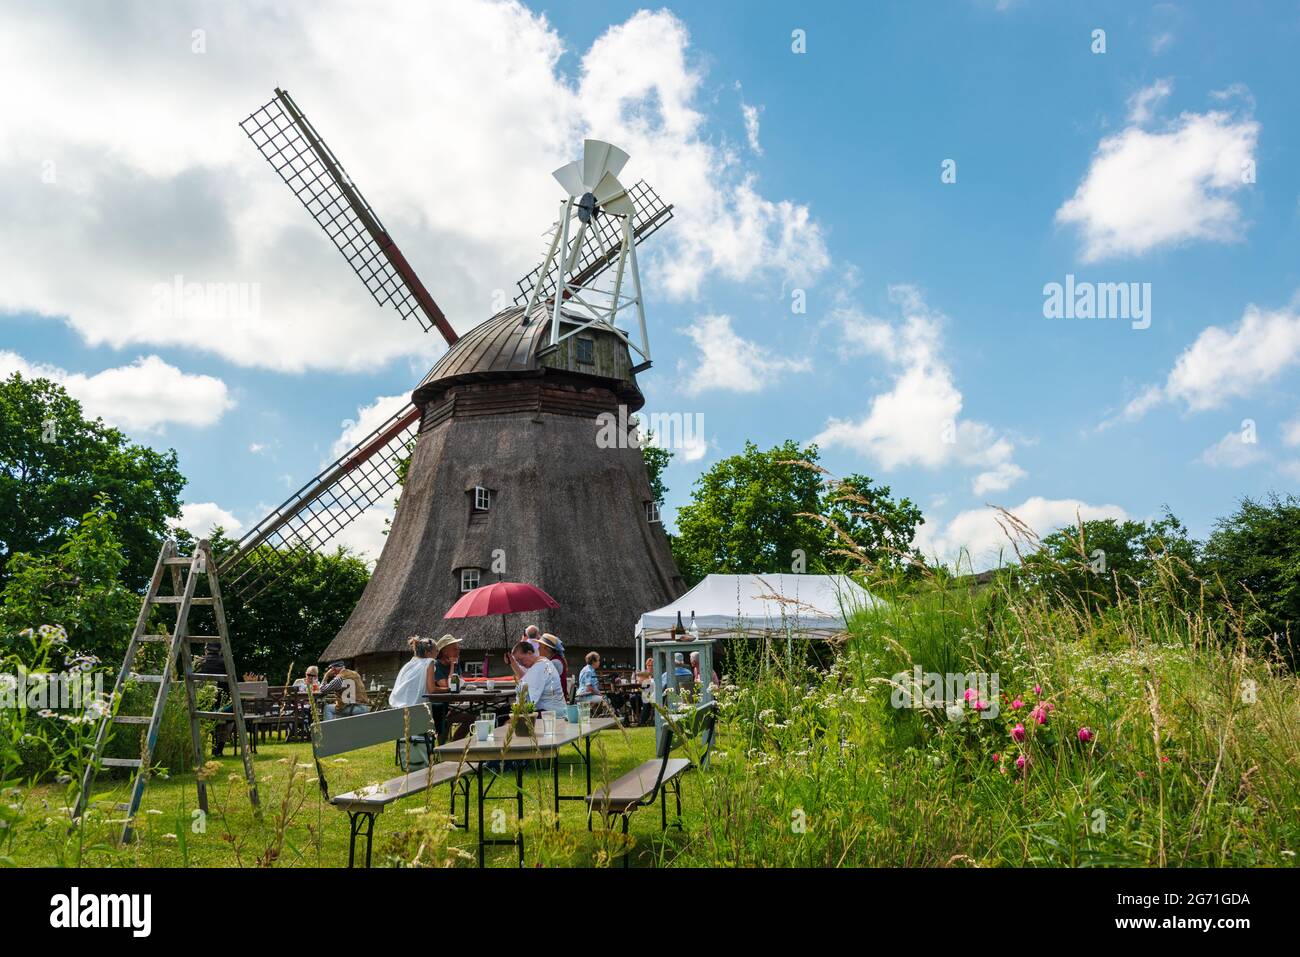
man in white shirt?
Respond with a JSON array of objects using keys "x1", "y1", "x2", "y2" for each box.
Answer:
[{"x1": 503, "y1": 639, "x2": 568, "y2": 713}]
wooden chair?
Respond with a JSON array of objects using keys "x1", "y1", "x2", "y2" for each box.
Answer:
[
  {"x1": 313, "y1": 705, "x2": 476, "y2": 867},
  {"x1": 588, "y1": 702, "x2": 717, "y2": 867}
]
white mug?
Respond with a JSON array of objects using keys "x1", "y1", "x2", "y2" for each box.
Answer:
[{"x1": 473, "y1": 719, "x2": 493, "y2": 742}]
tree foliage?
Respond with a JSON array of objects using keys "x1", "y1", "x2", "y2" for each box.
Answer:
[
  {"x1": 0, "y1": 373, "x2": 185, "y2": 591},
  {"x1": 0, "y1": 497, "x2": 139, "y2": 663},
  {"x1": 1203, "y1": 493, "x2": 1300, "y2": 663},
  {"x1": 175, "y1": 528, "x2": 372, "y2": 683},
  {"x1": 671, "y1": 440, "x2": 923, "y2": 585}
]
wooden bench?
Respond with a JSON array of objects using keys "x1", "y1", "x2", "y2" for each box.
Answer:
[
  {"x1": 312, "y1": 704, "x2": 476, "y2": 867},
  {"x1": 588, "y1": 702, "x2": 717, "y2": 866}
]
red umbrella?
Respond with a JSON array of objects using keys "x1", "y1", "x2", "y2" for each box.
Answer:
[
  {"x1": 444, "y1": 581, "x2": 560, "y2": 655},
  {"x1": 444, "y1": 581, "x2": 559, "y2": 619}
]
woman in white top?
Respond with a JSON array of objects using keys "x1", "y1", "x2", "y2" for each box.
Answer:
[{"x1": 388, "y1": 635, "x2": 437, "y2": 707}]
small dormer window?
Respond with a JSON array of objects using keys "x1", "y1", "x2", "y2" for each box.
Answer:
[
  {"x1": 576, "y1": 337, "x2": 595, "y2": 365},
  {"x1": 460, "y1": 568, "x2": 481, "y2": 592},
  {"x1": 645, "y1": 501, "x2": 661, "y2": 524},
  {"x1": 473, "y1": 486, "x2": 491, "y2": 511}
]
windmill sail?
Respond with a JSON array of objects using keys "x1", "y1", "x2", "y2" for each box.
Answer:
[
  {"x1": 513, "y1": 178, "x2": 673, "y2": 309},
  {"x1": 240, "y1": 88, "x2": 459, "y2": 345},
  {"x1": 218, "y1": 402, "x2": 420, "y2": 601}
]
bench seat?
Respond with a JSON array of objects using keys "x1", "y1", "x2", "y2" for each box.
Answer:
[
  {"x1": 589, "y1": 758, "x2": 690, "y2": 813},
  {"x1": 331, "y1": 761, "x2": 476, "y2": 812}
]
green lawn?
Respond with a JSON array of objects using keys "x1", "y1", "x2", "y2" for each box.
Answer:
[{"x1": 7, "y1": 725, "x2": 704, "y2": 868}]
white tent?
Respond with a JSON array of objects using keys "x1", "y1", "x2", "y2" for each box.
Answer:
[{"x1": 635, "y1": 574, "x2": 881, "y2": 660}]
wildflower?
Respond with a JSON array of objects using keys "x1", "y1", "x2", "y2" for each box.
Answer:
[
  {"x1": 1078, "y1": 727, "x2": 1093, "y2": 743},
  {"x1": 1011, "y1": 723, "x2": 1026, "y2": 743},
  {"x1": 963, "y1": 688, "x2": 977, "y2": 703},
  {"x1": 1033, "y1": 685, "x2": 1041, "y2": 695},
  {"x1": 1015, "y1": 755, "x2": 1028, "y2": 770},
  {"x1": 945, "y1": 703, "x2": 964, "y2": 722},
  {"x1": 1031, "y1": 705, "x2": 1048, "y2": 725},
  {"x1": 1011, "y1": 698, "x2": 1024, "y2": 710},
  {"x1": 1160, "y1": 755, "x2": 1170, "y2": 763},
  {"x1": 992, "y1": 753, "x2": 1000, "y2": 763}
]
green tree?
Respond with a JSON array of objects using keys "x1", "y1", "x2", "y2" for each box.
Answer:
[
  {"x1": 1203, "y1": 493, "x2": 1300, "y2": 664},
  {"x1": 1019, "y1": 510, "x2": 1200, "y2": 613},
  {"x1": 0, "y1": 373, "x2": 185, "y2": 591},
  {"x1": 672, "y1": 441, "x2": 923, "y2": 585},
  {"x1": 0, "y1": 497, "x2": 139, "y2": 663},
  {"x1": 641, "y1": 438, "x2": 672, "y2": 508},
  {"x1": 822, "y1": 472, "x2": 925, "y2": 576},
  {"x1": 176, "y1": 527, "x2": 372, "y2": 682}
]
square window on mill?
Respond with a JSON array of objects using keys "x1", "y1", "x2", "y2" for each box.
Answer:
[{"x1": 576, "y1": 337, "x2": 595, "y2": 365}]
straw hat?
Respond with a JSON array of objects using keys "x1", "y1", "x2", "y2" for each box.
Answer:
[
  {"x1": 434, "y1": 634, "x2": 462, "y2": 653},
  {"x1": 537, "y1": 633, "x2": 560, "y2": 652}
]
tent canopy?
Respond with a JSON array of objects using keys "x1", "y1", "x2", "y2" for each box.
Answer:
[{"x1": 636, "y1": 574, "x2": 881, "y2": 642}]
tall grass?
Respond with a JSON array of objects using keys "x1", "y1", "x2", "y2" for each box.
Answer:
[{"x1": 677, "y1": 566, "x2": 1300, "y2": 867}]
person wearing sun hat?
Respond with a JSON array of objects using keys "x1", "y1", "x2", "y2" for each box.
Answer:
[
  {"x1": 430, "y1": 634, "x2": 462, "y2": 691},
  {"x1": 535, "y1": 632, "x2": 569, "y2": 699}
]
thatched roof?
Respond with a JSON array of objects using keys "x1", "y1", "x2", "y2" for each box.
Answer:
[
  {"x1": 414, "y1": 305, "x2": 645, "y2": 411},
  {"x1": 322, "y1": 309, "x2": 683, "y2": 660}
]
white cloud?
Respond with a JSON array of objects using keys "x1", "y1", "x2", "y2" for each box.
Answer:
[
  {"x1": 178, "y1": 502, "x2": 244, "y2": 537},
  {"x1": 0, "y1": 350, "x2": 233, "y2": 432},
  {"x1": 1198, "y1": 430, "x2": 1265, "y2": 469},
  {"x1": 1282, "y1": 418, "x2": 1300, "y2": 447},
  {"x1": 677, "y1": 314, "x2": 810, "y2": 396},
  {"x1": 741, "y1": 102, "x2": 763, "y2": 155},
  {"x1": 812, "y1": 285, "x2": 1024, "y2": 494},
  {"x1": 972, "y1": 462, "x2": 1029, "y2": 495},
  {"x1": 1056, "y1": 86, "x2": 1258, "y2": 261},
  {"x1": 330, "y1": 507, "x2": 393, "y2": 568},
  {"x1": 1150, "y1": 32, "x2": 1175, "y2": 55},
  {"x1": 1127, "y1": 78, "x2": 1173, "y2": 124},
  {"x1": 0, "y1": 4, "x2": 825, "y2": 372},
  {"x1": 1113, "y1": 301, "x2": 1300, "y2": 423},
  {"x1": 330, "y1": 393, "x2": 411, "y2": 460},
  {"x1": 916, "y1": 497, "x2": 1129, "y2": 570}
]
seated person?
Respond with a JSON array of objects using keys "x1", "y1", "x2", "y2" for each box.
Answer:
[
  {"x1": 690, "y1": 651, "x2": 719, "y2": 688},
  {"x1": 503, "y1": 639, "x2": 568, "y2": 714},
  {"x1": 535, "y1": 632, "x2": 568, "y2": 695},
  {"x1": 575, "y1": 651, "x2": 605, "y2": 708},
  {"x1": 660, "y1": 652, "x2": 696, "y2": 703},
  {"x1": 430, "y1": 635, "x2": 463, "y2": 690},
  {"x1": 291, "y1": 665, "x2": 320, "y2": 694},
  {"x1": 389, "y1": 636, "x2": 436, "y2": 708},
  {"x1": 318, "y1": 661, "x2": 371, "y2": 720}
]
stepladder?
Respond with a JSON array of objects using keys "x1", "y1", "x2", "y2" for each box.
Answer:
[{"x1": 74, "y1": 537, "x2": 260, "y2": 842}]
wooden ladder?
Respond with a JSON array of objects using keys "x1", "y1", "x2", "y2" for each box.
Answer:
[{"x1": 74, "y1": 537, "x2": 260, "y2": 842}]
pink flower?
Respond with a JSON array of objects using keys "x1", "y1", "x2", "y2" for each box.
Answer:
[
  {"x1": 1160, "y1": 755, "x2": 1170, "y2": 763},
  {"x1": 1045, "y1": 702, "x2": 1055, "y2": 712},
  {"x1": 1031, "y1": 706, "x2": 1048, "y2": 725},
  {"x1": 1011, "y1": 723, "x2": 1026, "y2": 743},
  {"x1": 1011, "y1": 698, "x2": 1024, "y2": 710},
  {"x1": 1033, "y1": 685, "x2": 1041, "y2": 695},
  {"x1": 1015, "y1": 755, "x2": 1028, "y2": 770},
  {"x1": 973, "y1": 699, "x2": 986, "y2": 711},
  {"x1": 992, "y1": 752, "x2": 1000, "y2": 763},
  {"x1": 964, "y1": 688, "x2": 977, "y2": 702},
  {"x1": 1078, "y1": 727, "x2": 1093, "y2": 743}
]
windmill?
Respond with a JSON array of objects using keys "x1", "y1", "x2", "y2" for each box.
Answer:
[{"x1": 220, "y1": 88, "x2": 684, "y2": 678}]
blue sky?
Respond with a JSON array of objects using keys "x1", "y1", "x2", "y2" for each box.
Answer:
[{"x1": 3, "y1": 1, "x2": 1299, "y2": 568}]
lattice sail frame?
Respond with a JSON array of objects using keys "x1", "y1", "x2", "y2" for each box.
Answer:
[
  {"x1": 219, "y1": 403, "x2": 420, "y2": 601},
  {"x1": 515, "y1": 179, "x2": 672, "y2": 365},
  {"x1": 239, "y1": 88, "x2": 458, "y2": 344}
]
